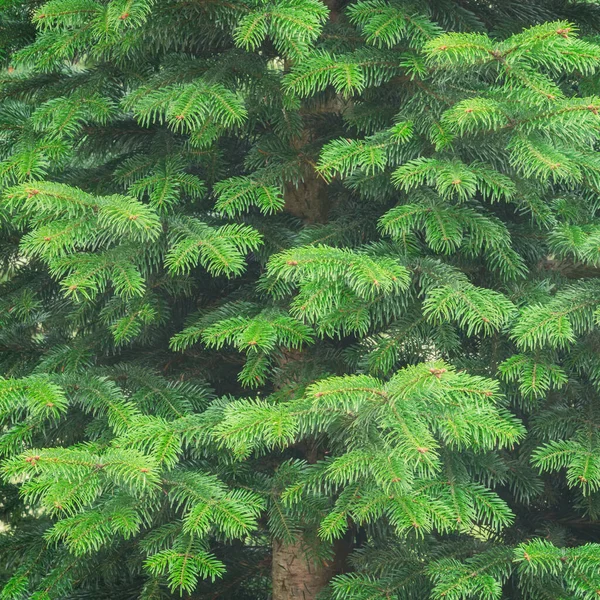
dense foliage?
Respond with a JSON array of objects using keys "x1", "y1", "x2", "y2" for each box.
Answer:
[{"x1": 2, "y1": 0, "x2": 600, "y2": 598}]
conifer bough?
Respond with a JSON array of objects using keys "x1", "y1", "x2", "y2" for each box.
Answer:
[{"x1": 2, "y1": 0, "x2": 600, "y2": 598}]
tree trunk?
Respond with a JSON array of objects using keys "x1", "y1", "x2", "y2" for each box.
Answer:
[
  {"x1": 272, "y1": 534, "x2": 350, "y2": 600},
  {"x1": 282, "y1": 0, "x2": 344, "y2": 225},
  {"x1": 272, "y1": 538, "x2": 330, "y2": 600},
  {"x1": 284, "y1": 176, "x2": 331, "y2": 224},
  {"x1": 273, "y1": 3, "x2": 348, "y2": 597}
]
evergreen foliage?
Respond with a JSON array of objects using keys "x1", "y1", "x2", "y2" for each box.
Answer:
[{"x1": 2, "y1": 0, "x2": 600, "y2": 598}]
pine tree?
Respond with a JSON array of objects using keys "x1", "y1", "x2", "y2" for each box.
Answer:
[{"x1": 2, "y1": 0, "x2": 600, "y2": 598}]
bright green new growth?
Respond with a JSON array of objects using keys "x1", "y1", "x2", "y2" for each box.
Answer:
[{"x1": 2, "y1": 0, "x2": 600, "y2": 599}]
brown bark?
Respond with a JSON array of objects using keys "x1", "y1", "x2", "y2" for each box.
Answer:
[
  {"x1": 283, "y1": 99, "x2": 339, "y2": 224},
  {"x1": 538, "y1": 256, "x2": 600, "y2": 279},
  {"x1": 323, "y1": 0, "x2": 341, "y2": 22},
  {"x1": 284, "y1": 176, "x2": 331, "y2": 224},
  {"x1": 282, "y1": 0, "x2": 345, "y2": 225},
  {"x1": 272, "y1": 535, "x2": 351, "y2": 600},
  {"x1": 272, "y1": 539, "x2": 331, "y2": 600},
  {"x1": 273, "y1": 3, "x2": 349, "y2": 598}
]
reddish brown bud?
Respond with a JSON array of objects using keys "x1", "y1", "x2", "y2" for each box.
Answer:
[{"x1": 429, "y1": 367, "x2": 447, "y2": 378}]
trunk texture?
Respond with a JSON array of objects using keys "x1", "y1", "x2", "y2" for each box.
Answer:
[
  {"x1": 284, "y1": 176, "x2": 331, "y2": 224},
  {"x1": 272, "y1": 539, "x2": 331, "y2": 600},
  {"x1": 272, "y1": 535, "x2": 349, "y2": 600},
  {"x1": 282, "y1": 0, "x2": 343, "y2": 224},
  {"x1": 273, "y1": 4, "x2": 347, "y2": 598}
]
